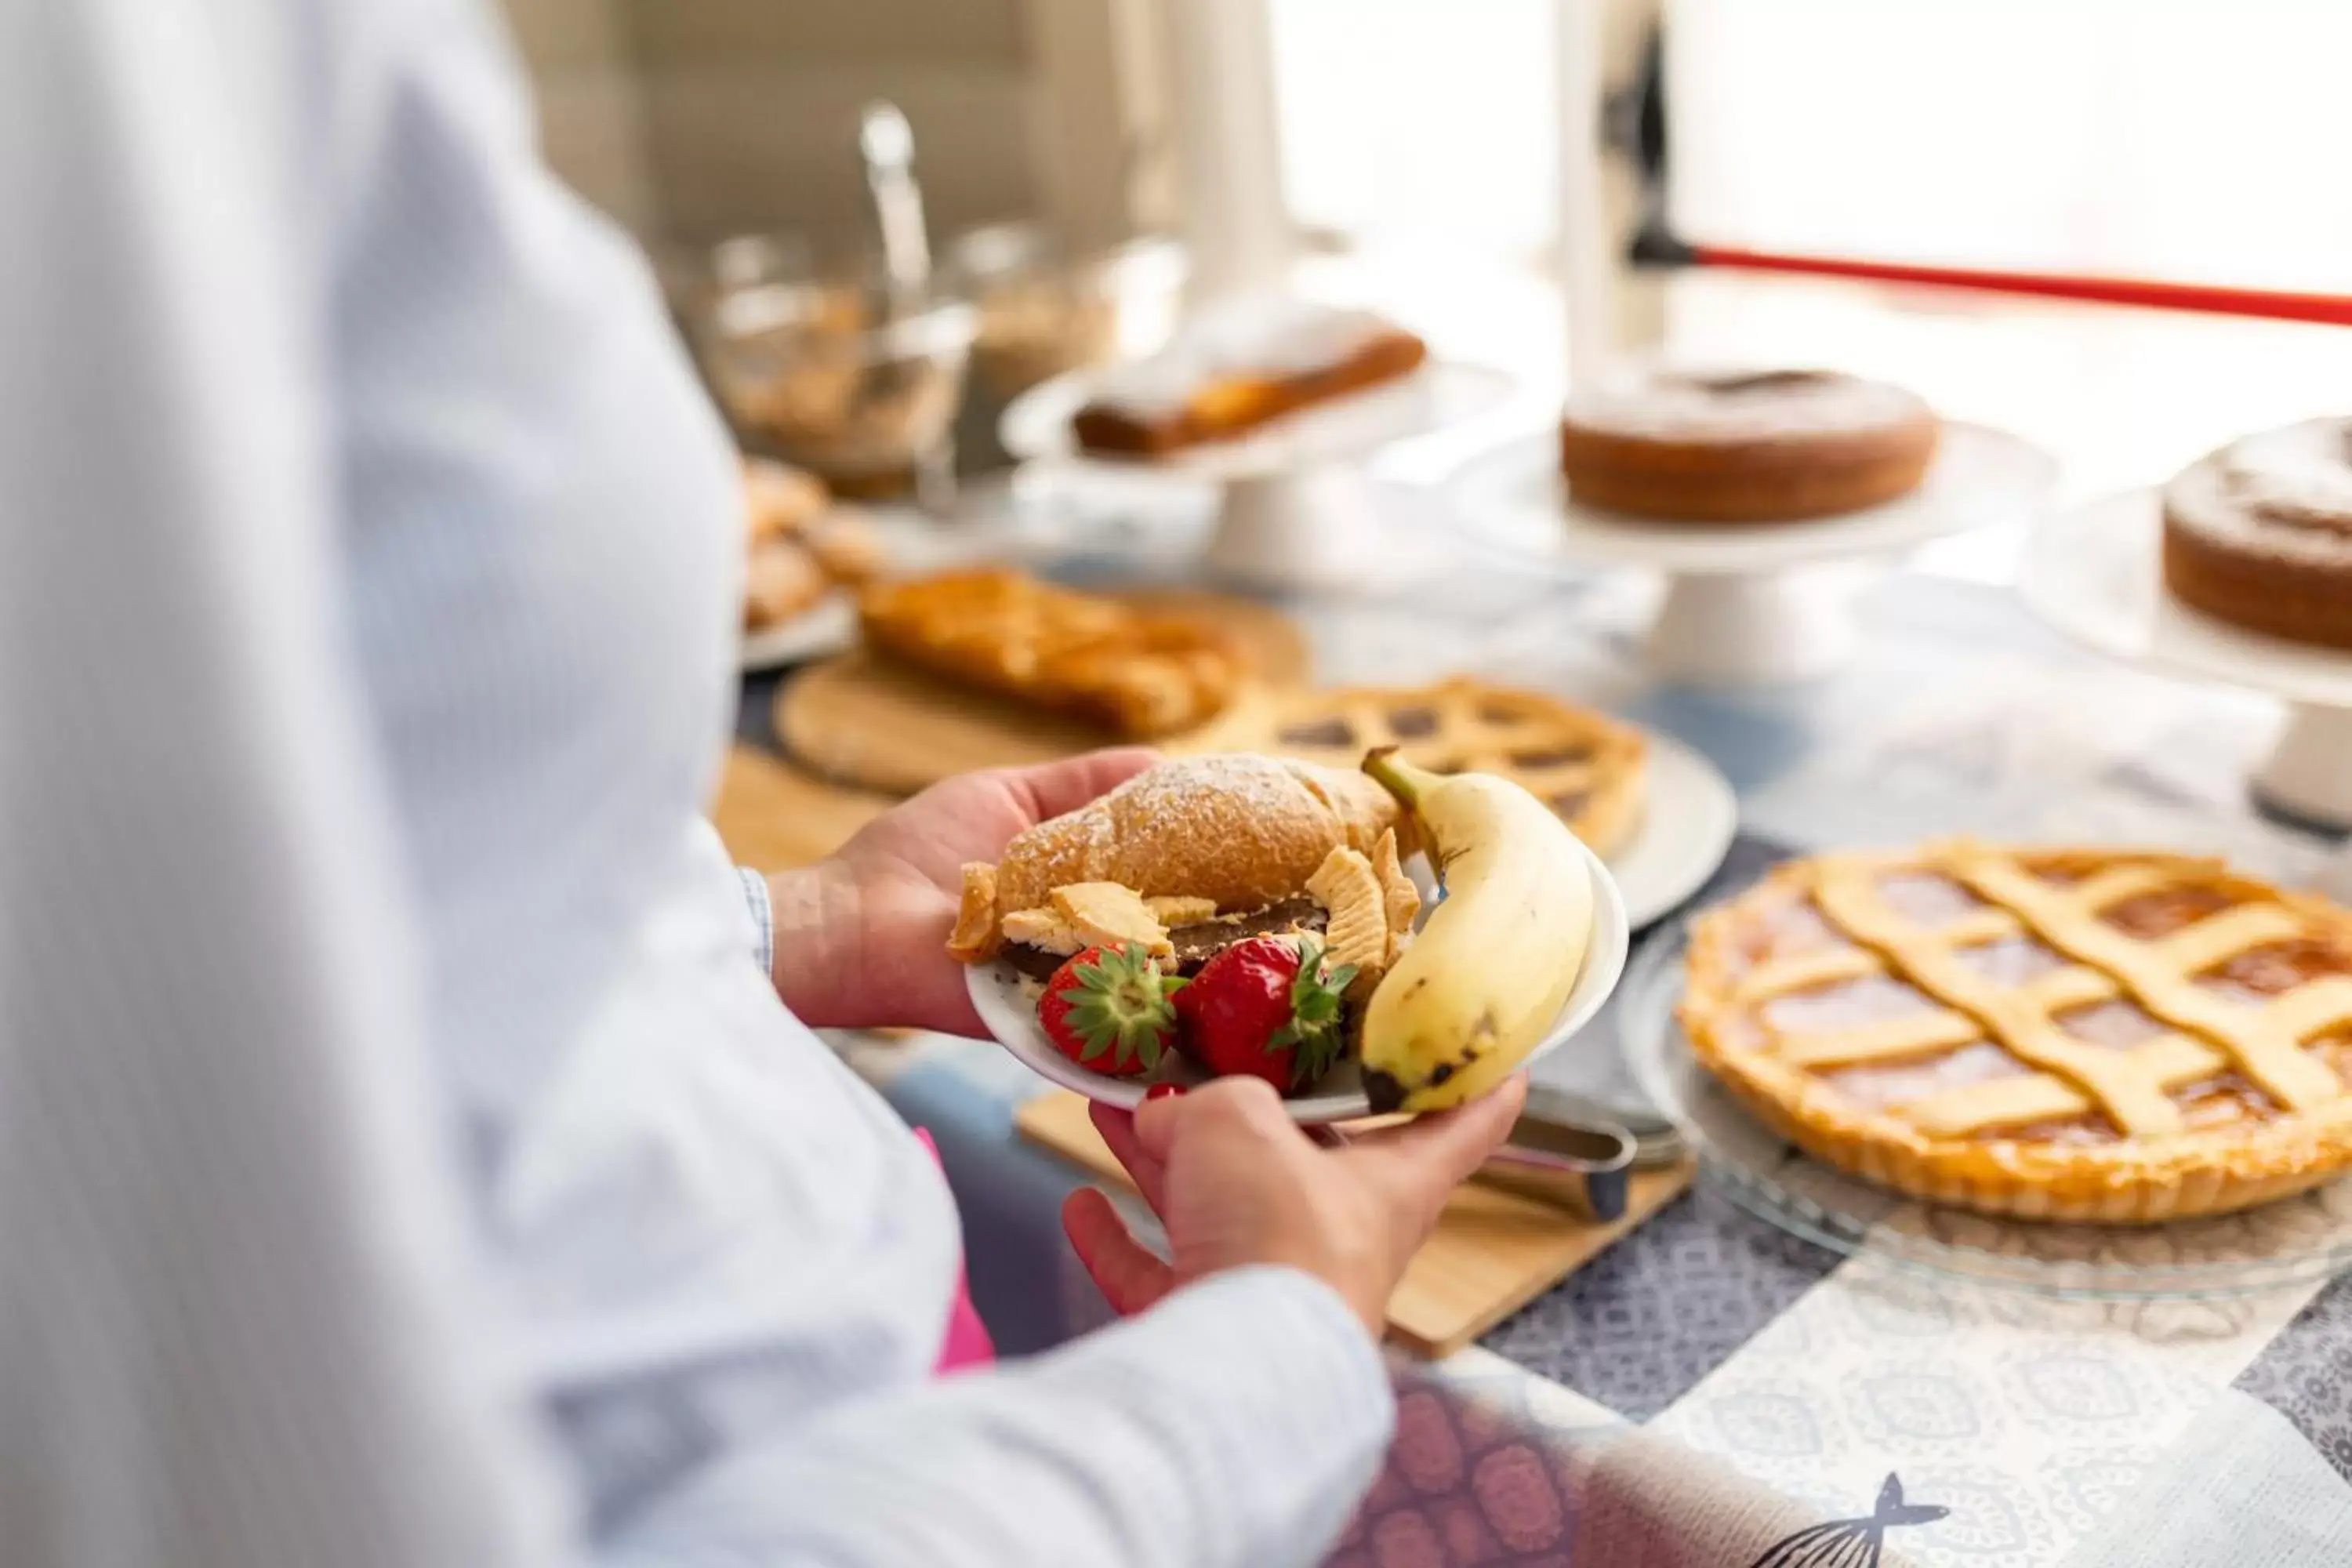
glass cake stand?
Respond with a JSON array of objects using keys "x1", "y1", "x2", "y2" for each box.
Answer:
[
  {"x1": 1001, "y1": 359, "x2": 1513, "y2": 593},
  {"x1": 1447, "y1": 422, "x2": 2057, "y2": 685},
  {"x1": 1617, "y1": 922, "x2": 2352, "y2": 1299},
  {"x1": 2020, "y1": 488, "x2": 2352, "y2": 831}
]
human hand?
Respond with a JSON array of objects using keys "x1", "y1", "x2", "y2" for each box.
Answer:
[
  {"x1": 1060, "y1": 1073, "x2": 1530, "y2": 1338},
  {"x1": 766, "y1": 748, "x2": 1156, "y2": 1034}
]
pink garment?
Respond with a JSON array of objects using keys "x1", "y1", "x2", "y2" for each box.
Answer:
[{"x1": 913, "y1": 1128, "x2": 996, "y2": 1373}]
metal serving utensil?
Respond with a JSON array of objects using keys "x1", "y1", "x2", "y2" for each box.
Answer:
[
  {"x1": 858, "y1": 101, "x2": 932, "y2": 316},
  {"x1": 1308, "y1": 1087, "x2": 1680, "y2": 1224},
  {"x1": 1520, "y1": 1082, "x2": 1688, "y2": 1171}
]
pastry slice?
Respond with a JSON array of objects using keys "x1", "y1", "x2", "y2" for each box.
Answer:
[{"x1": 859, "y1": 568, "x2": 1242, "y2": 739}]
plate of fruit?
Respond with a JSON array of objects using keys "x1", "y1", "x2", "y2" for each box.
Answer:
[{"x1": 949, "y1": 751, "x2": 1629, "y2": 1121}]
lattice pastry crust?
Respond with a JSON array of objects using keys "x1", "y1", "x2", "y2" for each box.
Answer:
[
  {"x1": 1681, "y1": 842, "x2": 2352, "y2": 1222},
  {"x1": 1254, "y1": 677, "x2": 1646, "y2": 858}
]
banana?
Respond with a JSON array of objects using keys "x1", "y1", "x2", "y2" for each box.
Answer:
[{"x1": 1356, "y1": 748, "x2": 1595, "y2": 1112}]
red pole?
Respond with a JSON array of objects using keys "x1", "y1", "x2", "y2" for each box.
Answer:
[{"x1": 1685, "y1": 242, "x2": 2352, "y2": 328}]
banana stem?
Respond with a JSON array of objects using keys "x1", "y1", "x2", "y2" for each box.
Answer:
[{"x1": 1362, "y1": 746, "x2": 1433, "y2": 807}]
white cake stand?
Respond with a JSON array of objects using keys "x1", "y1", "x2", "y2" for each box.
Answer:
[
  {"x1": 1000, "y1": 361, "x2": 1513, "y2": 591},
  {"x1": 2020, "y1": 488, "x2": 2352, "y2": 830},
  {"x1": 1446, "y1": 423, "x2": 2059, "y2": 684}
]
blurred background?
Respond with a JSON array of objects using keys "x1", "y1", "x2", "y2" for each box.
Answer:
[{"x1": 503, "y1": 0, "x2": 2352, "y2": 556}]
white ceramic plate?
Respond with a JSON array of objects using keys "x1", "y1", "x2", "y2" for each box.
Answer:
[
  {"x1": 1447, "y1": 421, "x2": 2057, "y2": 575},
  {"x1": 740, "y1": 593, "x2": 857, "y2": 673},
  {"x1": 2019, "y1": 488, "x2": 2352, "y2": 708},
  {"x1": 1000, "y1": 360, "x2": 1515, "y2": 482},
  {"x1": 966, "y1": 837, "x2": 1631, "y2": 1123},
  {"x1": 1610, "y1": 732, "x2": 1739, "y2": 928}
]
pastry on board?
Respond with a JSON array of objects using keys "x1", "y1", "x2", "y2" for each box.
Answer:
[
  {"x1": 2161, "y1": 416, "x2": 2352, "y2": 651},
  {"x1": 1680, "y1": 841, "x2": 2352, "y2": 1222},
  {"x1": 858, "y1": 568, "x2": 1243, "y2": 739},
  {"x1": 1559, "y1": 367, "x2": 1939, "y2": 522}
]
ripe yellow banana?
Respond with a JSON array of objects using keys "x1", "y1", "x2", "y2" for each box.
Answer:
[{"x1": 1357, "y1": 749, "x2": 1595, "y2": 1112}]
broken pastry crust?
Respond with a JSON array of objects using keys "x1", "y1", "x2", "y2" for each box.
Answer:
[
  {"x1": 1049, "y1": 882, "x2": 1174, "y2": 958},
  {"x1": 1000, "y1": 906, "x2": 1087, "y2": 956},
  {"x1": 1307, "y1": 846, "x2": 1392, "y2": 999},
  {"x1": 1146, "y1": 895, "x2": 1218, "y2": 927},
  {"x1": 996, "y1": 881, "x2": 1179, "y2": 961},
  {"x1": 1370, "y1": 829, "x2": 1421, "y2": 965},
  {"x1": 948, "y1": 863, "x2": 1002, "y2": 963}
]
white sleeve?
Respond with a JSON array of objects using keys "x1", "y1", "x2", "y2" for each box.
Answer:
[
  {"x1": 0, "y1": 3, "x2": 561, "y2": 1567},
  {"x1": 609, "y1": 1270, "x2": 1393, "y2": 1568}
]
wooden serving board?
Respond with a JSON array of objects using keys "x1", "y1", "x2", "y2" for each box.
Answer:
[
  {"x1": 1016, "y1": 1089, "x2": 1693, "y2": 1359},
  {"x1": 710, "y1": 743, "x2": 892, "y2": 871},
  {"x1": 775, "y1": 590, "x2": 1312, "y2": 796}
]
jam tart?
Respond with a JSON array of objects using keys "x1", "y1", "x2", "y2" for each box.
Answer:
[
  {"x1": 1254, "y1": 677, "x2": 1645, "y2": 857},
  {"x1": 1680, "y1": 842, "x2": 2352, "y2": 1222}
]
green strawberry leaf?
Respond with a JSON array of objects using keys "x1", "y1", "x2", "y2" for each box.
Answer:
[
  {"x1": 1054, "y1": 942, "x2": 1179, "y2": 1069},
  {"x1": 1265, "y1": 938, "x2": 1357, "y2": 1088}
]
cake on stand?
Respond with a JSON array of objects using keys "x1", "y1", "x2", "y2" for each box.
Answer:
[
  {"x1": 2023, "y1": 487, "x2": 2352, "y2": 832},
  {"x1": 1446, "y1": 421, "x2": 2059, "y2": 684},
  {"x1": 1000, "y1": 358, "x2": 1514, "y2": 592}
]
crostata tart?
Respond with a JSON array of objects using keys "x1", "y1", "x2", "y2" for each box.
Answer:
[
  {"x1": 1681, "y1": 842, "x2": 2352, "y2": 1221},
  {"x1": 1254, "y1": 677, "x2": 1646, "y2": 858}
]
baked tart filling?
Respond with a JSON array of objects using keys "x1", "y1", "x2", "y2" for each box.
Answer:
[
  {"x1": 1681, "y1": 843, "x2": 2352, "y2": 1221},
  {"x1": 1255, "y1": 677, "x2": 1646, "y2": 858}
]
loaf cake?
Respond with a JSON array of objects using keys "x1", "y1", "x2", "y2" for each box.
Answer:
[{"x1": 1073, "y1": 297, "x2": 1428, "y2": 457}]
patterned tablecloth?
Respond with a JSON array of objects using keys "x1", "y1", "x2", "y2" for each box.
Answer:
[{"x1": 763, "y1": 509, "x2": 2352, "y2": 1566}]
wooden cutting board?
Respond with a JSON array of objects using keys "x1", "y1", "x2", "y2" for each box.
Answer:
[
  {"x1": 775, "y1": 590, "x2": 1312, "y2": 796},
  {"x1": 711, "y1": 743, "x2": 892, "y2": 871},
  {"x1": 1016, "y1": 1089, "x2": 1693, "y2": 1359}
]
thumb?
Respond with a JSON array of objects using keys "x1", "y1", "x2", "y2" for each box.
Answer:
[{"x1": 1345, "y1": 1074, "x2": 1528, "y2": 1214}]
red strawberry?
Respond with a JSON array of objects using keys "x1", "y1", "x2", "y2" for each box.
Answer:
[
  {"x1": 1174, "y1": 934, "x2": 1356, "y2": 1092},
  {"x1": 1037, "y1": 944, "x2": 1183, "y2": 1079}
]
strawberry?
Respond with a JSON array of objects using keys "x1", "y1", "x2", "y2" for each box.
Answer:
[
  {"x1": 1174, "y1": 934, "x2": 1357, "y2": 1092},
  {"x1": 1037, "y1": 944, "x2": 1183, "y2": 1079}
]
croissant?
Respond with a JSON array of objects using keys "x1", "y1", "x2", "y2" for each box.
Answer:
[{"x1": 949, "y1": 754, "x2": 1410, "y2": 962}]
